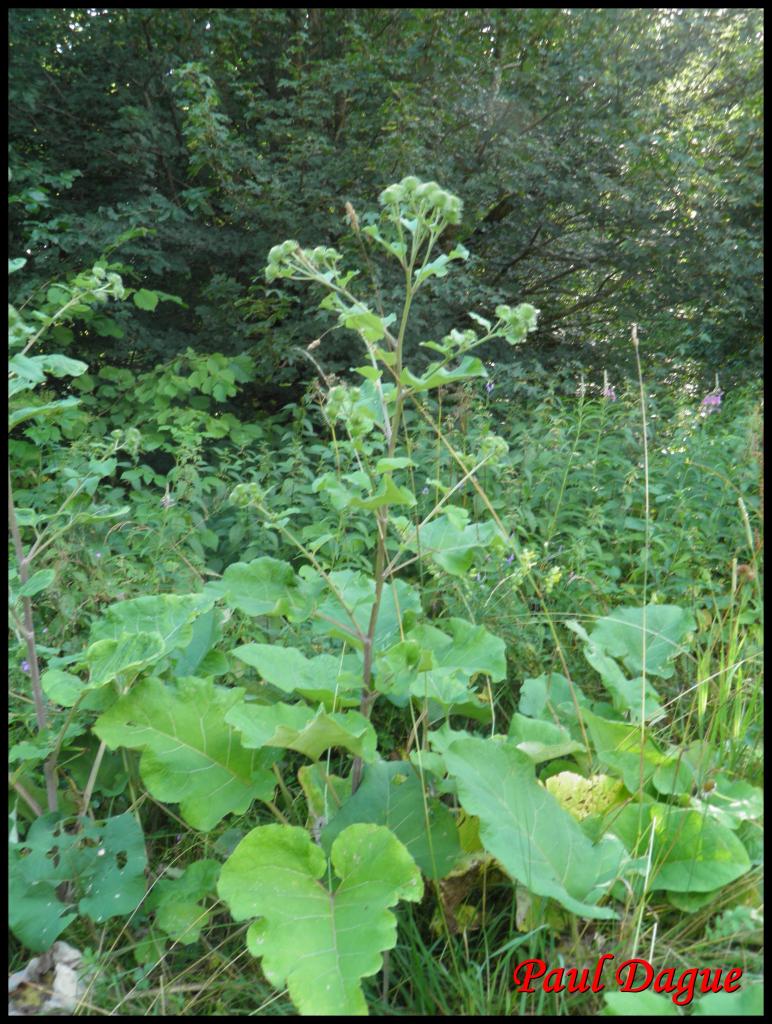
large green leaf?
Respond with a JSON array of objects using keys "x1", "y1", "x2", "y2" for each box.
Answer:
[
  {"x1": 225, "y1": 700, "x2": 378, "y2": 762},
  {"x1": 218, "y1": 823, "x2": 423, "y2": 1015},
  {"x1": 400, "y1": 355, "x2": 487, "y2": 392},
  {"x1": 9, "y1": 812, "x2": 147, "y2": 951},
  {"x1": 507, "y1": 714, "x2": 586, "y2": 763},
  {"x1": 146, "y1": 859, "x2": 220, "y2": 945},
  {"x1": 518, "y1": 672, "x2": 590, "y2": 724},
  {"x1": 232, "y1": 642, "x2": 362, "y2": 708},
  {"x1": 321, "y1": 760, "x2": 460, "y2": 879},
  {"x1": 694, "y1": 774, "x2": 764, "y2": 830},
  {"x1": 9, "y1": 395, "x2": 81, "y2": 430},
  {"x1": 40, "y1": 668, "x2": 87, "y2": 707},
  {"x1": 375, "y1": 640, "x2": 477, "y2": 710},
  {"x1": 414, "y1": 618, "x2": 506, "y2": 681},
  {"x1": 298, "y1": 762, "x2": 351, "y2": 822},
  {"x1": 408, "y1": 506, "x2": 507, "y2": 575},
  {"x1": 340, "y1": 307, "x2": 389, "y2": 342},
  {"x1": 583, "y1": 710, "x2": 669, "y2": 793},
  {"x1": 171, "y1": 607, "x2": 223, "y2": 677},
  {"x1": 444, "y1": 737, "x2": 624, "y2": 918},
  {"x1": 85, "y1": 631, "x2": 166, "y2": 688},
  {"x1": 375, "y1": 617, "x2": 503, "y2": 717},
  {"x1": 585, "y1": 605, "x2": 695, "y2": 679},
  {"x1": 314, "y1": 471, "x2": 416, "y2": 511},
  {"x1": 133, "y1": 287, "x2": 159, "y2": 310},
  {"x1": 206, "y1": 557, "x2": 312, "y2": 620},
  {"x1": 15, "y1": 568, "x2": 56, "y2": 599},
  {"x1": 692, "y1": 985, "x2": 764, "y2": 1016},
  {"x1": 94, "y1": 676, "x2": 277, "y2": 830},
  {"x1": 78, "y1": 813, "x2": 148, "y2": 922},
  {"x1": 603, "y1": 991, "x2": 680, "y2": 1015},
  {"x1": 608, "y1": 802, "x2": 751, "y2": 893},
  {"x1": 89, "y1": 593, "x2": 214, "y2": 656},
  {"x1": 9, "y1": 815, "x2": 78, "y2": 951},
  {"x1": 565, "y1": 619, "x2": 664, "y2": 720}
]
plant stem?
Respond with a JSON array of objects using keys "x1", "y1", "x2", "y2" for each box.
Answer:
[
  {"x1": 9, "y1": 772, "x2": 43, "y2": 816},
  {"x1": 8, "y1": 466, "x2": 58, "y2": 812},
  {"x1": 351, "y1": 255, "x2": 417, "y2": 792},
  {"x1": 631, "y1": 323, "x2": 650, "y2": 746},
  {"x1": 80, "y1": 739, "x2": 107, "y2": 818}
]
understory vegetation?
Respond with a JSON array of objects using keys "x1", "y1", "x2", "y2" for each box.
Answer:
[{"x1": 9, "y1": 8, "x2": 762, "y2": 1018}]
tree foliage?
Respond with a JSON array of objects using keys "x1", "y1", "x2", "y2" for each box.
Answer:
[{"x1": 9, "y1": 8, "x2": 762, "y2": 390}]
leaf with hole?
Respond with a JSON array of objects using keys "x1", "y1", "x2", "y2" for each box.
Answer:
[{"x1": 9, "y1": 812, "x2": 147, "y2": 951}]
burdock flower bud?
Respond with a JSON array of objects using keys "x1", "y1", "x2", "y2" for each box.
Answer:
[
  {"x1": 326, "y1": 384, "x2": 355, "y2": 422},
  {"x1": 265, "y1": 240, "x2": 300, "y2": 281},
  {"x1": 480, "y1": 433, "x2": 509, "y2": 464},
  {"x1": 495, "y1": 303, "x2": 539, "y2": 345},
  {"x1": 230, "y1": 482, "x2": 266, "y2": 508}
]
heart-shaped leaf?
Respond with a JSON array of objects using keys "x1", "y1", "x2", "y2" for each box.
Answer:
[{"x1": 218, "y1": 823, "x2": 423, "y2": 1015}]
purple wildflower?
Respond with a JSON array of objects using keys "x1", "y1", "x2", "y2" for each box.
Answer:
[
  {"x1": 421, "y1": 486, "x2": 429, "y2": 496},
  {"x1": 21, "y1": 660, "x2": 30, "y2": 674},
  {"x1": 602, "y1": 384, "x2": 617, "y2": 401},
  {"x1": 485, "y1": 380, "x2": 495, "y2": 394},
  {"x1": 700, "y1": 390, "x2": 723, "y2": 414},
  {"x1": 95, "y1": 551, "x2": 102, "y2": 559},
  {"x1": 505, "y1": 553, "x2": 516, "y2": 565}
]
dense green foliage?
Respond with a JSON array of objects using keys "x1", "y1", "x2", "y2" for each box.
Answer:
[
  {"x1": 10, "y1": 7, "x2": 762, "y2": 394},
  {"x1": 8, "y1": 8, "x2": 763, "y2": 1018}
]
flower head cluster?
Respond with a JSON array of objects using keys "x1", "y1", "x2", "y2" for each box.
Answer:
[
  {"x1": 479, "y1": 433, "x2": 509, "y2": 464},
  {"x1": 230, "y1": 481, "x2": 266, "y2": 509},
  {"x1": 544, "y1": 566, "x2": 563, "y2": 594},
  {"x1": 325, "y1": 384, "x2": 355, "y2": 422},
  {"x1": 325, "y1": 383, "x2": 376, "y2": 439},
  {"x1": 379, "y1": 176, "x2": 463, "y2": 226},
  {"x1": 494, "y1": 303, "x2": 539, "y2": 346},
  {"x1": 602, "y1": 384, "x2": 617, "y2": 401},
  {"x1": 264, "y1": 239, "x2": 300, "y2": 282},
  {"x1": 266, "y1": 240, "x2": 344, "y2": 283}
]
